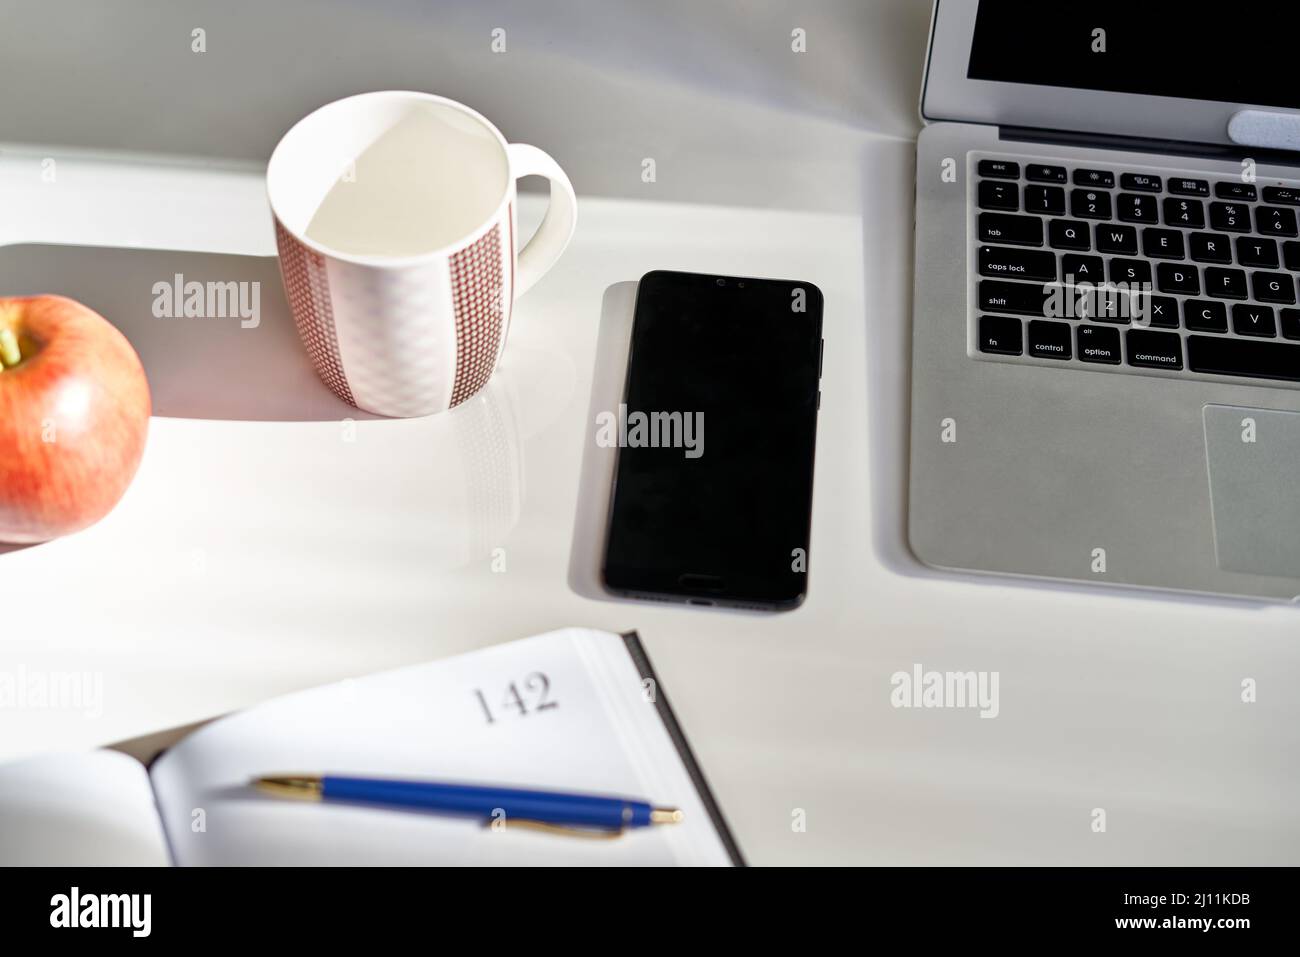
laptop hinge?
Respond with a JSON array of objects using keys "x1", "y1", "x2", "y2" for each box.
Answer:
[{"x1": 999, "y1": 125, "x2": 1300, "y2": 170}]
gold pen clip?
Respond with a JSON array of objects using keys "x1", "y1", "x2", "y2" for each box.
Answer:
[
  {"x1": 486, "y1": 808, "x2": 681, "y2": 839},
  {"x1": 492, "y1": 819, "x2": 626, "y2": 839}
]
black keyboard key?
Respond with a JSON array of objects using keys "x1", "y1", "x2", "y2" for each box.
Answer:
[
  {"x1": 1251, "y1": 270, "x2": 1296, "y2": 304},
  {"x1": 1209, "y1": 202, "x2": 1250, "y2": 232},
  {"x1": 1285, "y1": 241, "x2": 1300, "y2": 271},
  {"x1": 1163, "y1": 197, "x2": 1205, "y2": 228},
  {"x1": 1143, "y1": 228, "x2": 1186, "y2": 259},
  {"x1": 1108, "y1": 257, "x2": 1151, "y2": 285},
  {"x1": 978, "y1": 245, "x2": 1056, "y2": 282},
  {"x1": 1096, "y1": 223, "x2": 1138, "y2": 255},
  {"x1": 1187, "y1": 335, "x2": 1300, "y2": 381},
  {"x1": 1281, "y1": 308, "x2": 1300, "y2": 339},
  {"x1": 1026, "y1": 164, "x2": 1067, "y2": 184},
  {"x1": 978, "y1": 213, "x2": 1042, "y2": 246},
  {"x1": 1117, "y1": 193, "x2": 1157, "y2": 223},
  {"x1": 1120, "y1": 173, "x2": 1162, "y2": 192},
  {"x1": 1061, "y1": 253, "x2": 1103, "y2": 283},
  {"x1": 1257, "y1": 205, "x2": 1299, "y2": 237},
  {"x1": 1127, "y1": 329, "x2": 1184, "y2": 370},
  {"x1": 1214, "y1": 182, "x2": 1257, "y2": 201},
  {"x1": 1263, "y1": 186, "x2": 1300, "y2": 206},
  {"x1": 1205, "y1": 266, "x2": 1247, "y2": 299},
  {"x1": 1189, "y1": 232, "x2": 1232, "y2": 264},
  {"x1": 1077, "y1": 324, "x2": 1121, "y2": 364},
  {"x1": 1085, "y1": 288, "x2": 1135, "y2": 324},
  {"x1": 978, "y1": 315, "x2": 1023, "y2": 355},
  {"x1": 1024, "y1": 184, "x2": 1065, "y2": 216},
  {"x1": 1027, "y1": 319, "x2": 1072, "y2": 359},
  {"x1": 1183, "y1": 299, "x2": 1228, "y2": 333},
  {"x1": 978, "y1": 180, "x2": 1019, "y2": 211},
  {"x1": 1232, "y1": 304, "x2": 1276, "y2": 337},
  {"x1": 1236, "y1": 236, "x2": 1278, "y2": 269},
  {"x1": 978, "y1": 279, "x2": 1051, "y2": 316},
  {"x1": 1071, "y1": 189, "x2": 1112, "y2": 219},
  {"x1": 1168, "y1": 178, "x2": 1210, "y2": 197},
  {"x1": 1048, "y1": 218, "x2": 1090, "y2": 250},
  {"x1": 978, "y1": 159, "x2": 1020, "y2": 179},
  {"x1": 1073, "y1": 168, "x2": 1115, "y2": 188},
  {"x1": 1143, "y1": 294, "x2": 1180, "y2": 328},
  {"x1": 1156, "y1": 262, "x2": 1200, "y2": 294}
]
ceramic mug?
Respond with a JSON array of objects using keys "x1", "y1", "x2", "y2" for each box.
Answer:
[{"x1": 267, "y1": 91, "x2": 576, "y2": 417}]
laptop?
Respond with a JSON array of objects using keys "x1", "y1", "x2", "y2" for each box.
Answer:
[{"x1": 909, "y1": 1, "x2": 1300, "y2": 602}]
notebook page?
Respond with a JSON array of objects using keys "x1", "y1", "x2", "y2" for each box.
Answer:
[
  {"x1": 150, "y1": 628, "x2": 733, "y2": 865},
  {"x1": 0, "y1": 751, "x2": 171, "y2": 866}
]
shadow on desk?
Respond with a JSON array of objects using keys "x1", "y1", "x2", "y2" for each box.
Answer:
[
  {"x1": 0, "y1": 243, "x2": 372, "y2": 422},
  {"x1": 567, "y1": 281, "x2": 633, "y2": 605}
]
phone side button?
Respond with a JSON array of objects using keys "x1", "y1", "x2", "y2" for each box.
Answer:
[
  {"x1": 819, "y1": 337, "x2": 824, "y2": 377},
  {"x1": 817, "y1": 390, "x2": 821, "y2": 410}
]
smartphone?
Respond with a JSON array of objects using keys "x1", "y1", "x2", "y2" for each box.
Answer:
[{"x1": 601, "y1": 270, "x2": 823, "y2": 611}]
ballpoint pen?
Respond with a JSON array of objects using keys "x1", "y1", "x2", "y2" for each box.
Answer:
[{"x1": 253, "y1": 774, "x2": 683, "y2": 836}]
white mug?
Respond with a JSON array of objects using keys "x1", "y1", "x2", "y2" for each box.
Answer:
[{"x1": 267, "y1": 91, "x2": 577, "y2": 417}]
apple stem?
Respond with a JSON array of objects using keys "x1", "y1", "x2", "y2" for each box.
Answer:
[{"x1": 0, "y1": 328, "x2": 19, "y2": 367}]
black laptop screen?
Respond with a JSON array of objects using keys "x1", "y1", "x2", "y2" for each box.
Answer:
[{"x1": 967, "y1": 1, "x2": 1300, "y2": 110}]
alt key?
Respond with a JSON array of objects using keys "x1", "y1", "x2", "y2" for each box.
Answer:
[{"x1": 1077, "y1": 324, "x2": 1121, "y2": 364}]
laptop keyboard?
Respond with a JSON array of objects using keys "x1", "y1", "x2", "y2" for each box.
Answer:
[{"x1": 969, "y1": 153, "x2": 1300, "y2": 385}]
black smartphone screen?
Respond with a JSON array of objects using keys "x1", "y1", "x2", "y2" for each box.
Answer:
[{"x1": 602, "y1": 271, "x2": 823, "y2": 609}]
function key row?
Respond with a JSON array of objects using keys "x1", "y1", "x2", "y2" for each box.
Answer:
[{"x1": 978, "y1": 159, "x2": 1300, "y2": 206}]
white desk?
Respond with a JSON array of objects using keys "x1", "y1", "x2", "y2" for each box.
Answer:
[{"x1": 2, "y1": 124, "x2": 1298, "y2": 866}]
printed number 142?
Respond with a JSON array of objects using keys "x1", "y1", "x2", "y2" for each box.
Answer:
[{"x1": 474, "y1": 672, "x2": 557, "y2": 724}]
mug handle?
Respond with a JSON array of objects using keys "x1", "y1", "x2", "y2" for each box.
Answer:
[{"x1": 507, "y1": 143, "x2": 577, "y2": 296}]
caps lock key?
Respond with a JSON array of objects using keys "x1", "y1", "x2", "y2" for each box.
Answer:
[{"x1": 977, "y1": 246, "x2": 1056, "y2": 282}]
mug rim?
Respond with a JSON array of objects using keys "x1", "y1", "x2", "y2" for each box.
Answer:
[{"x1": 267, "y1": 90, "x2": 514, "y2": 269}]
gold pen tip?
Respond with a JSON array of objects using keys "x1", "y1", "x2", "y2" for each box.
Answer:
[
  {"x1": 254, "y1": 775, "x2": 324, "y2": 799},
  {"x1": 650, "y1": 807, "x2": 684, "y2": 825}
]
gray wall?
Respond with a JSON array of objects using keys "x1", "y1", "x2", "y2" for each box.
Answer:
[{"x1": 0, "y1": 0, "x2": 930, "y2": 209}]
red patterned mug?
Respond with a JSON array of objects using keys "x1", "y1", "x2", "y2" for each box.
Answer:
[{"x1": 267, "y1": 91, "x2": 576, "y2": 417}]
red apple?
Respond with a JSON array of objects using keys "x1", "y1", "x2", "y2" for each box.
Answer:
[{"x1": 0, "y1": 295, "x2": 151, "y2": 543}]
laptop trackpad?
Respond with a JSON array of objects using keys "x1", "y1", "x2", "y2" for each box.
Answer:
[{"x1": 1204, "y1": 404, "x2": 1300, "y2": 579}]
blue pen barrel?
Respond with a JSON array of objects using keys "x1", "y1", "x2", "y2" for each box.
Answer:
[{"x1": 320, "y1": 776, "x2": 653, "y2": 828}]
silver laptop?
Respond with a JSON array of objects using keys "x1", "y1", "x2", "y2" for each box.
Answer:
[{"x1": 909, "y1": 1, "x2": 1300, "y2": 602}]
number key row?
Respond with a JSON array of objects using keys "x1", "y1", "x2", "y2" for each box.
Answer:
[{"x1": 979, "y1": 181, "x2": 1300, "y2": 235}]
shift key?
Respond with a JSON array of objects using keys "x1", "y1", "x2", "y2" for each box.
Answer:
[
  {"x1": 978, "y1": 279, "x2": 1053, "y2": 316},
  {"x1": 978, "y1": 246, "x2": 1056, "y2": 281},
  {"x1": 978, "y1": 213, "x2": 1043, "y2": 246}
]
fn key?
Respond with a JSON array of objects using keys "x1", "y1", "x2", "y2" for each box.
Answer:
[{"x1": 978, "y1": 315, "x2": 1022, "y2": 355}]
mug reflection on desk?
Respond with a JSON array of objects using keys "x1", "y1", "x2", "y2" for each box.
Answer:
[{"x1": 425, "y1": 376, "x2": 524, "y2": 570}]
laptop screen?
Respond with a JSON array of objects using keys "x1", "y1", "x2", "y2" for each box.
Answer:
[{"x1": 967, "y1": 1, "x2": 1299, "y2": 111}]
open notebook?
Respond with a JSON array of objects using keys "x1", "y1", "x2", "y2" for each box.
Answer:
[{"x1": 0, "y1": 629, "x2": 741, "y2": 866}]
